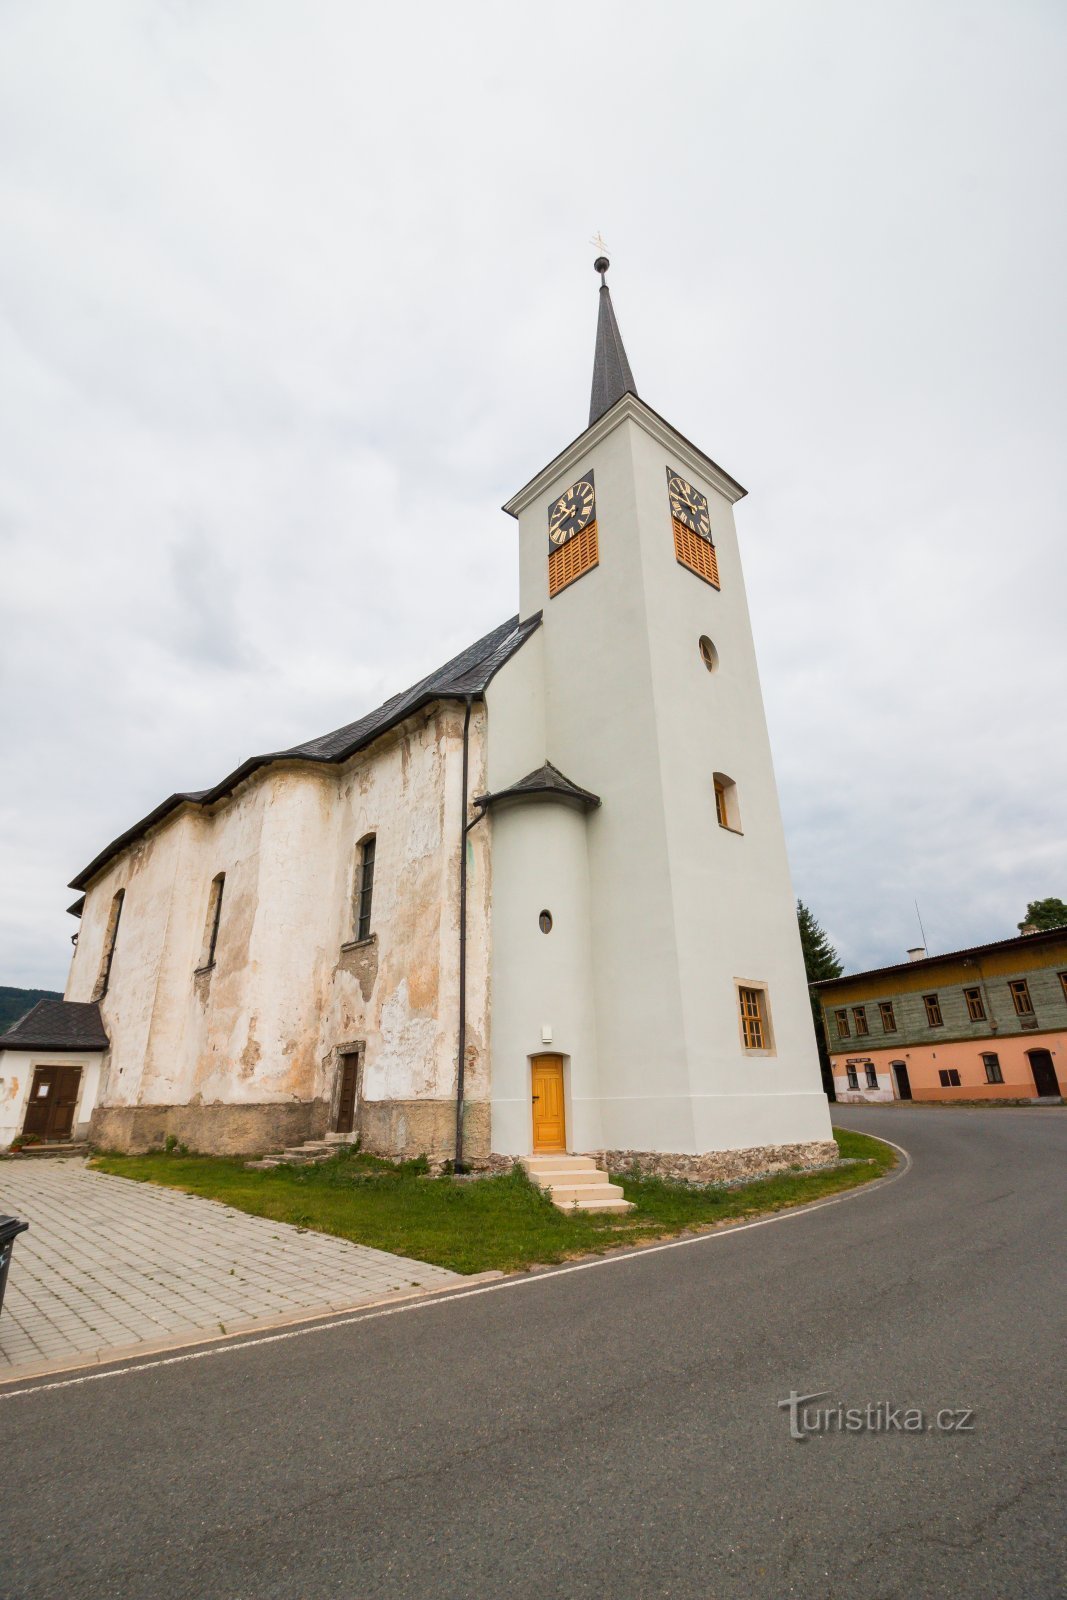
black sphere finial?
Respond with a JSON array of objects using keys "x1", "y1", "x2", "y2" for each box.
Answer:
[{"x1": 594, "y1": 254, "x2": 610, "y2": 283}]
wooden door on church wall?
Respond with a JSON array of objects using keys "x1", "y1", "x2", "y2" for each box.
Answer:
[{"x1": 22, "y1": 1065, "x2": 82, "y2": 1142}]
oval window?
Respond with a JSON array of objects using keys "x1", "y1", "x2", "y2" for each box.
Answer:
[
  {"x1": 538, "y1": 910, "x2": 553, "y2": 934},
  {"x1": 698, "y1": 636, "x2": 719, "y2": 673}
]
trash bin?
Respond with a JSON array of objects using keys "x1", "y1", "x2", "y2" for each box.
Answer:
[{"x1": 0, "y1": 1215, "x2": 29, "y2": 1321}]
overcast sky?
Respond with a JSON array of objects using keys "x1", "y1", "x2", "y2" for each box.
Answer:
[{"x1": 2, "y1": 0, "x2": 1065, "y2": 991}]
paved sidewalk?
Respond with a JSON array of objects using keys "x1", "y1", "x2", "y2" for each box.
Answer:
[{"x1": 0, "y1": 1159, "x2": 459, "y2": 1378}]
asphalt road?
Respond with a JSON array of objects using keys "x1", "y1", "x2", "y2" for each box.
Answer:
[{"x1": 3, "y1": 1107, "x2": 1065, "y2": 1599}]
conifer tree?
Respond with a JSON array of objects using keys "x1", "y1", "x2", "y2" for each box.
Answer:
[{"x1": 797, "y1": 900, "x2": 842, "y2": 1099}]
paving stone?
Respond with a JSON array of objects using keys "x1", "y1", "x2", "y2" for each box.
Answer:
[{"x1": 0, "y1": 1159, "x2": 460, "y2": 1376}]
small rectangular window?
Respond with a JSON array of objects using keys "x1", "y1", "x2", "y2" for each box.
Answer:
[
  {"x1": 938, "y1": 1069, "x2": 950, "y2": 1087},
  {"x1": 714, "y1": 781, "x2": 728, "y2": 829},
  {"x1": 846, "y1": 1065, "x2": 859, "y2": 1090},
  {"x1": 852, "y1": 1006, "x2": 869, "y2": 1037},
  {"x1": 938, "y1": 1068, "x2": 961, "y2": 1087},
  {"x1": 356, "y1": 835, "x2": 376, "y2": 941},
  {"x1": 964, "y1": 987, "x2": 986, "y2": 1022},
  {"x1": 924, "y1": 994, "x2": 944, "y2": 1028},
  {"x1": 835, "y1": 1009, "x2": 850, "y2": 1039},
  {"x1": 738, "y1": 986, "x2": 768, "y2": 1051},
  {"x1": 879, "y1": 1001, "x2": 897, "y2": 1032},
  {"x1": 1009, "y1": 979, "x2": 1034, "y2": 1017},
  {"x1": 983, "y1": 1053, "x2": 1004, "y2": 1084},
  {"x1": 864, "y1": 1063, "x2": 878, "y2": 1088}
]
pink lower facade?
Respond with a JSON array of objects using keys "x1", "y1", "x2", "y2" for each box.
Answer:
[{"x1": 830, "y1": 1030, "x2": 1065, "y2": 1104}]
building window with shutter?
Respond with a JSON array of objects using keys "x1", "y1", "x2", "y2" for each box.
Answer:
[
  {"x1": 835, "y1": 1009, "x2": 850, "y2": 1039},
  {"x1": 853, "y1": 1006, "x2": 869, "y2": 1036},
  {"x1": 713, "y1": 774, "x2": 740, "y2": 832},
  {"x1": 879, "y1": 1001, "x2": 897, "y2": 1032},
  {"x1": 865, "y1": 1063, "x2": 878, "y2": 1088},
  {"x1": 355, "y1": 835, "x2": 376, "y2": 941},
  {"x1": 846, "y1": 1065, "x2": 859, "y2": 1090}
]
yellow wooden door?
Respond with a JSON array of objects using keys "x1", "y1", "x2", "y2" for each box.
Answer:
[{"x1": 531, "y1": 1055, "x2": 566, "y2": 1153}]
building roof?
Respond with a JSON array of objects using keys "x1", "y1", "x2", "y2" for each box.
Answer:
[
  {"x1": 475, "y1": 762, "x2": 602, "y2": 813},
  {"x1": 812, "y1": 926, "x2": 1067, "y2": 993},
  {"x1": 70, "y1": 613, "x2": 543, "y2": 891},
  {"x1": 589, "y1": 263, "x2": 638, "y2": 426},
  {"x1": 0, "y1": 999, "x2": 109, "y2": 1054}
]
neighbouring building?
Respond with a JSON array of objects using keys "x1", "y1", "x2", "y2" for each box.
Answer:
[
  {"x1": 0, "y1": 259, "x2": 835, "y2": 1176},
  {"x1": 815, "y1": 929, "x2": 1067, "y2": 1103}
]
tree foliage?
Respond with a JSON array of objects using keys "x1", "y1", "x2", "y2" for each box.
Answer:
[
  {"x1": 797, "y1": 900, "x2": 843, "y2": 984},
  {"x1": 1018, "y1": 898, "x2": 1067, "y2": 932}
]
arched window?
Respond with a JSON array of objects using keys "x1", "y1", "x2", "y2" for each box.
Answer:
[
  {"x1": 355, "y1": 835, "x2": 376, "y2": 941},
  {"x1": 199, "y1": 873, "x2": 226, "y2": 970},
  {"x1": 93, "y1": 889, "x2": 125, "y2": 1000},
  {"x1": 713, "y1": 772, "x2": 740, "y2": 832}
]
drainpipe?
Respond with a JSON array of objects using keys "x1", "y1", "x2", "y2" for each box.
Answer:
[{"x1": 454, "y1": 697, "x2": 488, "y2": 1173}]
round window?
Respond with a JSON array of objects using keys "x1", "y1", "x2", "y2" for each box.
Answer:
[
  {"x1": 538, "y1": 910, "x2": 553, "y2": 934},
  {"x1": 698, "y1": 635, "x2": 719, "y2": 673}
]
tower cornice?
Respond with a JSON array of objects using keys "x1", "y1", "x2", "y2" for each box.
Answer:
[{"x1": 502, "y1": 393, "x2": 747, "y2": 519}]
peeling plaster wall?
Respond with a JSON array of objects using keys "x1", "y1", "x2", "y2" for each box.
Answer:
[{"x1": 68, "y1": 706, "x2": 489, "y2": 1155}]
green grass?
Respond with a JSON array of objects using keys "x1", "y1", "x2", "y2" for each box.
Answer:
[{"x1": 90, "y1": 1128, "x2": 895, "y2": 1276}]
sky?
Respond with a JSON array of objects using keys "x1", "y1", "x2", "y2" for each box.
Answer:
[{"x1": 2, "y1": 0, "x2": 1065, "y2": 991}]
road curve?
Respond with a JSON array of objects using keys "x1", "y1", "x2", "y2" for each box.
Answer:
[{"x1": 3, "y1": 1107, "x2": 1065, "y2": 1599}]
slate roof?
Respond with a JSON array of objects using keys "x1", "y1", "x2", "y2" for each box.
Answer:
[
  {"x1": 475, "y1": 762, "x2": 601, "y2": 813},
  {"x1": 589, "y1": 279, "x2": 637, "y2": 426},
  {"x1": 0, "y1": 999, "x2": 109, "y2": 1053},
  {"x1": 70, "y1": 613, "x2": 543, "y2": 891}
]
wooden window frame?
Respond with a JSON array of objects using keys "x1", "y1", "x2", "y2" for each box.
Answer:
[
  {"x1": 982, "y1": 1052, "x2": 1004, "y2": 1084},
  {"x1": 852, "y1": 1006, "x2": 869, "y2": 1037},
  {"x1": 736, "y1": 982, "x2": 774, "y2": 1055},
  {"x1": 713, "y1": 773, "x2": 741, "y2": 833},
  {"x1": 355, "y1": 834, "x2": 376, "y2": 943},
  {"x1": 923, "y1": 993, "x2": 944, "y2": 1028},
  {"x1": 1059, "y1": 971, "x2": 1067, "y2": 1006},
  {"x1": 835, "y1": 1008, "x2": 850, "y2": 1039},
  {"x1": 864, "y1": 1063, "x2": 878, "y2": 1089},
  {"x1": 1009, "y1": 979, "x2": 1034, "y2": 1017},
  {"x1": 963, "y1": 986, "x2": 986, "y2": 1022},
  {"x1": 879, "y1": 1001, "x2": 897, "y2": 1033},
  {"x1": 846, "y1": 1065, "x2": 859, "y2": 1090}
]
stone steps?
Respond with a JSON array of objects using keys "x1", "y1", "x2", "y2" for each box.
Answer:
[
  {"x1": 10, "y1": 1141, "x2": 90, "y2": 1160},
  {"x1": 520, "y1": 1153, "x2": 633, "y2": 1214},
  {"x1": 245, "y1": 1136, "x2": 352, "y2": 1171}
]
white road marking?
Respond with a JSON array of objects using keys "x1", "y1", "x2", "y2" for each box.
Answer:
[{"x1": 1, "y1": 1135, "x2": 910, "y2": 1401}]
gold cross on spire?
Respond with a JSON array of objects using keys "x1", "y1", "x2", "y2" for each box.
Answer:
[{"x1": 589, "y1": 231, "x2": 610, "y2": 255}]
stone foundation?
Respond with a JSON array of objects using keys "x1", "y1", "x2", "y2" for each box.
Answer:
[
  {"x1": 89, "y1": 1100, "x2": 329, "y2": 1156},
  {"x1": 592, "y1": 1140, "x2": 840, "y2": 1186},
  {"x1": 358, "y1": 1098, "x2": 490, "y2": 1164}
]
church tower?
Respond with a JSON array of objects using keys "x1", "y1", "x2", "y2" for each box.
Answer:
[{"x1": 488, "y1": 257, "x2": 832, "y2": 1162}]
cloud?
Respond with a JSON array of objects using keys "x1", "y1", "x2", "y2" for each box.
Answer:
[{"x1": 1, "y1": 0, "x2": 1065, "y2": 987}]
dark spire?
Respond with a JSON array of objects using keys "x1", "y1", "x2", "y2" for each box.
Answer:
[{"x1": 588, "y1": 254, "x2": 637, "y2": 426}]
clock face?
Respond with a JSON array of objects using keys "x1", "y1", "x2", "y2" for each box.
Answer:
[
  {"x1": 548, "y1": 472, "x2": 596, "y2": 548},
  {"x1": 666, "y1": 469, "x2": 712, "y2": 541}
]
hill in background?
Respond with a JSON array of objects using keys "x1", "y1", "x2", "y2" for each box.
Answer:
[{"x1": 0, "y1": 986, "x2": 63, "y2": 1032}]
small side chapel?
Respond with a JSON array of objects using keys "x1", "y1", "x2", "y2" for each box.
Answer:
[{"x1": 0, "y1": 260, "x2": 834, "y2": 1177}]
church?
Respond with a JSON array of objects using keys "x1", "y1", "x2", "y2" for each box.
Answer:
[{"x1": 0, "y1": 260, "x2": 834, "y2": 1178}]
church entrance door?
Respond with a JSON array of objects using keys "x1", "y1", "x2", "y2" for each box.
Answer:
[{"x1": 531, "y1": 1055, "x2": 566, "y2": 1153}]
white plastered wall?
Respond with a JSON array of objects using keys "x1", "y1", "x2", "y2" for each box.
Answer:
[{"x1": 505, "y1": 398, "x2": 832, "y2": 1153}]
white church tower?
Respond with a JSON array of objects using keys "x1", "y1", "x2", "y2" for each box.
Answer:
[{"x1": 485, "y1": 256, "x2": 833, "y2": 1166}]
